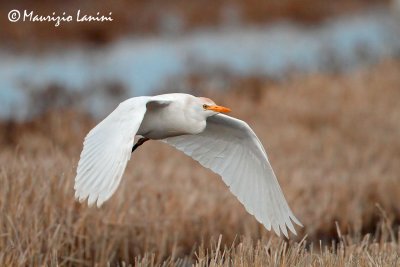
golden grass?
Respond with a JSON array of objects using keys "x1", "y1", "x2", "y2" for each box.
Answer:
[{"x1": 1, "y1": 60, "x2": 400, "y2": 266}]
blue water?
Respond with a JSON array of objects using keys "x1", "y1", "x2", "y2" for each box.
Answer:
[{"x1": 0, "y1": 9, "x2": 399, "y2": 120}]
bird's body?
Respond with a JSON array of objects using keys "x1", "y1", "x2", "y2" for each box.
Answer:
[
  {"x1": 138, "y1": 94, "x2": 206, "y2": 139},
  {"x1": 74, "y1": 93, "x2": 302, "y2": 237}
]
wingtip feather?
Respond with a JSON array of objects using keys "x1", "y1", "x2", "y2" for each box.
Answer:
[
  {"x1": 290, "y1": 213, "x2": 303, "y2": 228},
  {"x1": 280, "y1": 224, "x2": 289, "y2": 238},
  {"x1": 87, "y1": 194, "x2": 98, "y2": 207}
]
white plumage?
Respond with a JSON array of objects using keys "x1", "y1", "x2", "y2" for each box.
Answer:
[{"x1": 74, "y1": 93, "x2": 302, "y2": 237}]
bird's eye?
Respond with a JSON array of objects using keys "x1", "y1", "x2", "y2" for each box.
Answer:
[{"x1": 203, "y1": 104, "x2": 209, "y2": 109}]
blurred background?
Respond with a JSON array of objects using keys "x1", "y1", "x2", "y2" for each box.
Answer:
[
  {"x1": 1, "y1": 0, "x2": 400, "y2": 265},
  {"x1": 1, "y1": 0, "x2": 399, "y2": 120}
]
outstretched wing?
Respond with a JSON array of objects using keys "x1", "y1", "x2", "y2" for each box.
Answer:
[
  {"x1": 74, "y1": 97, "x2": 170, "y2": 207},
  {"x1": 163, "y1": 114, "x2": 301, "y2": 237}
]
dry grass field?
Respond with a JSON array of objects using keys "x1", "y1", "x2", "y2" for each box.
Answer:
[{"x1": 1, "y1": 60, "x2": 400, "y2": 266}]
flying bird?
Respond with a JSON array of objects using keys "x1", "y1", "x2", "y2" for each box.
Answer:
[{"x1": 74, "y1": 93, "x2": 302, "y2": 237}]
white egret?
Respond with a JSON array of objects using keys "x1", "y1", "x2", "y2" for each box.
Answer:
[{"x1": 74, "y1": 93, "x2": 302, "y2": 237}]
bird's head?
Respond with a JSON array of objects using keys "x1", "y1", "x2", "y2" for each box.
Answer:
[{"x1": 198, "y1": 97, "x2": 231, "y2": 116}]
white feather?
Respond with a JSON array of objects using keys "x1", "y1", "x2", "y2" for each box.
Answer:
[
  {"x1": 163, "y1": 114, "x2": 302, "y2": 237},
  {"x1": 75, "y1": 97, "x2": 151, "y2": 207}
]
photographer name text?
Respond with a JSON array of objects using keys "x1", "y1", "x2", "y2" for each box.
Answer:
[{"x1": 8, "y1": 9, "x2": 113, "y2": 27}]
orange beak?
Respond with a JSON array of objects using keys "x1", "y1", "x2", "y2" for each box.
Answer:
[{"x1": 206, "y1": 105, "x2": 231, "y2": 113}]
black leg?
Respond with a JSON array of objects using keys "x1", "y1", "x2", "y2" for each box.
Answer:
[{"x1": 132, "y1": 137, "x2": 149, "y2": 153}]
